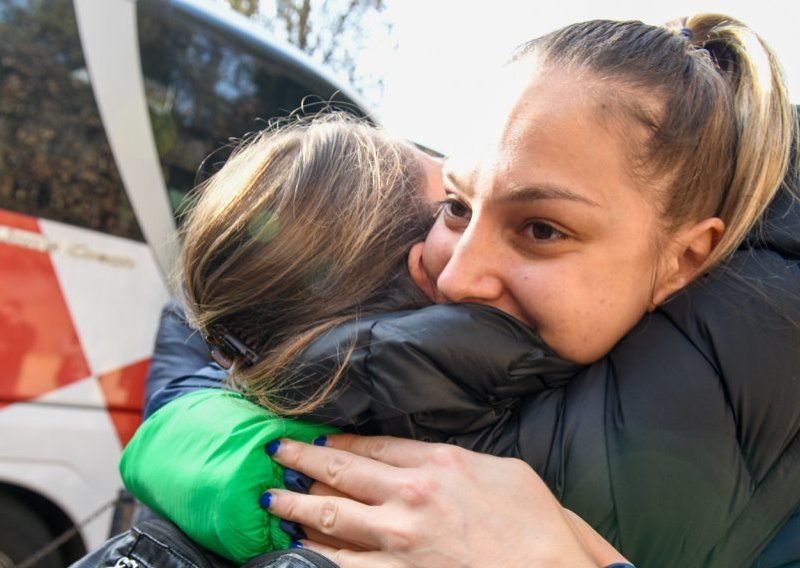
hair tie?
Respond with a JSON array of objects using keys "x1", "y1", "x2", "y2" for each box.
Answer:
[
  {"x1": 679, "y1": 27, "x2": 694, "y2": 41},
  {"x1": 205, "y1": 325, "x2": 260, "y2": 369}
]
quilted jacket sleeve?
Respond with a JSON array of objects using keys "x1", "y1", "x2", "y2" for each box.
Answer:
[
  {"x1": 122, "y1": 389, "x2": 338, "y2": 563},
  {"x1": 296, "y1": 304, "x2": 580, "y2": 439}
]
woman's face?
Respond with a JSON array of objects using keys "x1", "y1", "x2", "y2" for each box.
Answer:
[{"x1": 417, "y1": 67, "x2": 672, "y2": 364}]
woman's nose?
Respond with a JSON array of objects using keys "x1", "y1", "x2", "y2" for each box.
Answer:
[{"x1": 435, "y1": 227, "x2": 507, "y2": 306}]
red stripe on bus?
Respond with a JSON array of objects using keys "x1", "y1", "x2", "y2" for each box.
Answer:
[
  {"x1": 98, "y1": 358, "x2": 149, "y2": 445},
  {"x1": 0, "y1": 209, "x2": 92, "y2": 403}
]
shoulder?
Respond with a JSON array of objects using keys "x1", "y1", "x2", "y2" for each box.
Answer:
[
  {"x1": 608, "y1": 239, "x2": 800, "y2": 422},
  {"x1": 602, "y1": 242, "x2": 800, "y2": 491},
  {"x1": 658, "y1": 245, "x2": 800, "y2": 381}
]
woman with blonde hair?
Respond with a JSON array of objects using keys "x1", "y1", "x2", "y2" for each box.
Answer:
[
  {"x1": 122, "y1": 13, "x2": 798, "y2": 568},
  {"x1": 177, "y1": 112, "x2": 437, "y2": 414}
]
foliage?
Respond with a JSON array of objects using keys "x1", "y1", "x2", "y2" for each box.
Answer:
[
  {"x1": 225, "y1": 0, "x2": 391, "y2": 102},
  {"x1": 0, "y1": 0, "x2": 143, "y2": 239}
]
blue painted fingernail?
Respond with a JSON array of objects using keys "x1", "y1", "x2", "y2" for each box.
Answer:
[
  {"x1": 284, "y1": 469, "x2": 314, "y2": 493},
  {"x1": 258, "y1": 492, "x2": 273, "y2": 509},
  {"x1": 312, "y1": 435, "x2": 327, "y2": 446},
  {"x1": 280, "y1": 519, "x2": 307, "y2": 540},
  {"x1": 290, "y1": 540, "x2": 304, "y2": 549},
  {"x1": 265, "y1": 440, "x2": 281, "y2": 456}
]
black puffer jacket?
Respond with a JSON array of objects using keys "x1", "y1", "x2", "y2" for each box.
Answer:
[{"x1": 289, "y1": 187, "x2": 800, "y2": 568}]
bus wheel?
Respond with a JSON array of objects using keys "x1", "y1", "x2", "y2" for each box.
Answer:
[{"x1": 0, "y1": 493, "x2": 62, "y2": 568}]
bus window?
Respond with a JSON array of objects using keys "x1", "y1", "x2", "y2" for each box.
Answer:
[
  {"x1": 137, "y1": 0, "x2": 365, "y2": 224},
  {"x1": 0, "y1": 0, "x2": 145, "y2": 241}
]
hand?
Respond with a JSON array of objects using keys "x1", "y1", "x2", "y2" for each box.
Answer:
[
  {"x1": 283, "y1": 474, "x2": 368, "y2": 552},
  {"x1": 265, "y1": 434, "x2": 629, "y2": 568}
]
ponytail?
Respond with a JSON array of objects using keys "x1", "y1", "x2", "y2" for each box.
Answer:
[{"x1": 680, "y1": 14, "x2": 797, "y2": 270}]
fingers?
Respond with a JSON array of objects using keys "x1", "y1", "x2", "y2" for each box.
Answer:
[
  {"x1": 309, "y1": 480, "x2": 349, "y2": 499},
  {"x1": 301, "y1": 527, "x2": 368, "y2": 553},
  {"x1": 283, "y1": 469, "x2": 351, "y2": 499},
  {"x1": 278, "y1": 518, "x2": 306, "y2": 541},
  {"x1": 266, "y1": 489, "x2": 382, "y2": 551},
  {"x1": 279, "y1": 448, "x2": 373, "y2": 552},
  {"x1": 303, "y1": 481, "x2": 368, "y2": 553},
  {"x1": 278, "y1": 478, "x2": 365, "y2": 550},
  {"x1": 283, "y1": 468, "x2": 315, "y2": 493},
  {"x1": 271, "y1": 438, "x2": 404, "y2": 504},
  {"x1": 323, "y1": 434, "x2": 439, "y2": 468}
]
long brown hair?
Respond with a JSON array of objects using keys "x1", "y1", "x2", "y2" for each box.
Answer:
[
  {"x1": 513, "y1": 14, "x2": 798, "y2": 274},
  {"x1": 179, "y1": 113, "x2": 433, "y2": 415}
]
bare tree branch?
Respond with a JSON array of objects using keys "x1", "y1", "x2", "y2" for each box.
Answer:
[{"x1": 226, "y1": 0, "x2": 391, "y2": 103}]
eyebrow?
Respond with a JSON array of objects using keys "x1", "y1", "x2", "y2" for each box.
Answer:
[
  {"x1": 445, "y1": 171, "x2": 473, "y2": 195},
  {"x1": 445, "y1": 171, "x2": 600, "y2": 207},
  {"x1": 499, "y1": 185, "x2": 601, "y2": 207}
]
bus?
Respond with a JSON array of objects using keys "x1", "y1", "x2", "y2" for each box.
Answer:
[{"x1": 0, "y1": 0, "x2": 370, "y2": 565}]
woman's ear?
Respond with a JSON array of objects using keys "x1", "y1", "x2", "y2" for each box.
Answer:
[
  {"x1": 649, "y1": 217, "x2": 725, "y2": 309},
  {"x1": 408, "y1": 242, "x2": 438, "y2": 301}
]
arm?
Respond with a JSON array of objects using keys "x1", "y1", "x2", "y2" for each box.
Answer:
[
  {"x1": 124, "y1": 303, "x2": 578, "y2": 560},
  {"x1": 143, "y1": 298, "x2": 225, "y2": 418},
  {"x1": 121, "y1": 389, "x2": 338, "y2": 563}
]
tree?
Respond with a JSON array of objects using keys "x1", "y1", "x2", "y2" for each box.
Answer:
[
  {"x1": 227, "y1": 0, "x2": 260, "y2": 17},
  {"x1": 224, "y1": 0, "x2": 392, "y2": 103}
]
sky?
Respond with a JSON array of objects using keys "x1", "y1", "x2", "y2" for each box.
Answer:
[{"x1": 353, "y1": 1, "x2": 800, "y2": 154}]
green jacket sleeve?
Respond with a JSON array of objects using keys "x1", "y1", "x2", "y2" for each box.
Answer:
[{"x1": 119, "y1": 389, "x2": 339, "y2": 564}]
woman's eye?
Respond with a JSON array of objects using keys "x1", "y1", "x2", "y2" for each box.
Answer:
[
  {"x1": 527, "y1": 221, "x2": 567, "y2": 241},
  {"x1": 439, "y1": 198, "x2": 471, "y2": 222}
]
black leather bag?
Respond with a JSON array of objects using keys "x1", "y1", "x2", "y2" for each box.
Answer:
[{"x1": 68, "y1": 518, "x2": 338, "y2": 568}]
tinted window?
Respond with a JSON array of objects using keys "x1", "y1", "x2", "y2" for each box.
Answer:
[
  {"x1": 137, "y1": 0, "x2": 365, "y2": 223},
  {"x1": 0, "y1": 0, "x2": 145, "y2": 240}
]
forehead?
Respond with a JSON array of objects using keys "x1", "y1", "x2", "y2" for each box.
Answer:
[
  {"x1": 411, "y1": 146, "x2": 445, "y2": 203},
  {"x1": 447, "y1": 66, "x2": 649, "y2": 211}
]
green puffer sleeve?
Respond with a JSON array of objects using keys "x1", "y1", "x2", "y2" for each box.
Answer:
[{"x1": 119, "y1": 389, "x2": 339, "y2": 564}]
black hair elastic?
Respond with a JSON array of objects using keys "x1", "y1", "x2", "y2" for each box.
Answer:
[
  {"x1": 205, "y1": 325, "x2": 260, "y2": 369},
  {"x1": 679, "y1": 27, "x2": 694, "y2": 41}
]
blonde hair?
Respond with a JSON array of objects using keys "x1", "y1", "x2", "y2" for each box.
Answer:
[
  {"x1": 179, "y1": 113, "x2": 433, "y2": 415},
  {"x1": 514, "y1": 14, "x2": 798, "y2": 274}
]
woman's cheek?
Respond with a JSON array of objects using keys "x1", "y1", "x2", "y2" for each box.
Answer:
[
  {"x1": 517, "y1": 281, "x2": 592, "y2": 362},
  {"x1": 421, "y1": 220, "x2": 456, "y2": 286}
]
